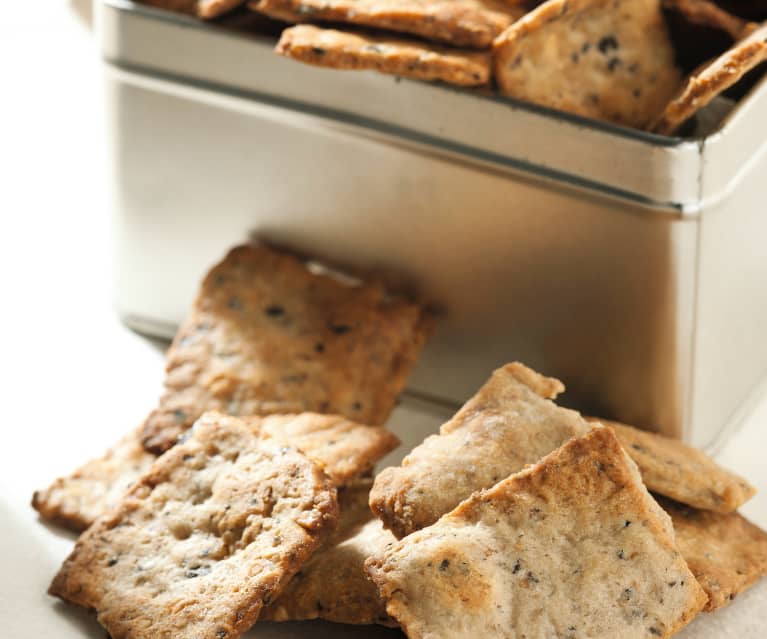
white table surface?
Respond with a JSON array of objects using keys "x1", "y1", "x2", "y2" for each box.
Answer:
[{"x1": 1, "y1": 3, "x2": 766, "y2": 637}]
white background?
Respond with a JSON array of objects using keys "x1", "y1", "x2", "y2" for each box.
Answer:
[{"x1": 0, "y1": 3, "x2": 766, "y2": 637}]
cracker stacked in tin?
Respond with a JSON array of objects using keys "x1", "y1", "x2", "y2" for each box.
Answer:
[
  {"x1": 139, "y1": 0, "x2": 766, "y2": 133},
  {"x1": 35, "y1": 244, "x2": 767, "y2": 639}
]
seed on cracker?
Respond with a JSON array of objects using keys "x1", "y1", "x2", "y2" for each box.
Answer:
[
  {"x1": 658, "y1": 496, "x2": 767, "y2": 611},
  {"x1": 140, "y1": 244, "x2": 433, "y2": 454},
  {"x1": 366, "y1": 425, "x2": 707, "y2": 639},
  {"x1": 49, "y1": 417, "x2": 339, "y2": 639},
  {"x1": 252, "y1": 0, "x2": 525, "y2": 48},
  {"x1": 275, "y1": 26, "x2": 493, "y2": 87},
  {"x1": 652, "y1": 22, "x2": 767, "y2": 134},
  {"x1": 493, "y1": 0, "x2": 682, "y2": 128}
]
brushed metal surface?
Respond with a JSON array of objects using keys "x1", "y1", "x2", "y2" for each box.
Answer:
[{"x1": 102, "y1": 1, "x2": 767, "y2": 449}]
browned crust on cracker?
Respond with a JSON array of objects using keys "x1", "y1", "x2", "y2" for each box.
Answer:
[
  {"x1": 275, "y1": 26, "x2": 492, "y2": 87},
  {"x1": 369, "y1": 362, "x2": 589, "y2": 538},
  {"x1": 593, "y1": 418, "x2": 756, "y2": 513},
  {"x1": 49, "y1": 416, "x2": 339, "y2": 639},
  {"x1": 652, "y1": 23, "x2": 767, "y2": 134},
  {"x1": 252, "y1": 0, "x2": 523, "y2": 48},
  {"x1": 141, "y1": 244, "x2": 433, "y2": 454},
  {"x1": 659, "y1": 496, "x2": 767, "y2": 611},
  {"x1": 366, "y1": 426, "x2": 707, "y2": 639}
]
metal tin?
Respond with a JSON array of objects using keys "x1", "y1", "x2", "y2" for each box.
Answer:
[{"x1": 100, "y1": 0, "x2": 767, "y2": 449}]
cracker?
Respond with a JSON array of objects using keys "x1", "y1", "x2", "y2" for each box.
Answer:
[
  {"x1": 31, "y1": 428, "x2": 155, "y2": 532},
  {"x1": 252, "y1": 0, "x2": 525, "y2": 48},
  {"x1": 595, "y1": 418, "x2": 755, "y2": 513},
  {"x1": 34, "y1": 411, "x2": 398, "y2": 531},
  {"x1": 658, "y1": 496, "x2": 767, "y2": 611},
  {"x1": 276, "y1": 26, "x2": 492, "y2": 87},
  {"x1": 49, "y1": 418, "x2": 339, "y2": 639},
  {"x1": 366, "y1": 426, "x2": 707, "y2": 639},
  {"x1": 369, "y1": 362, "x2": 591, "y2": 538},
  {"x1": 663, "y1": 0, "x2": 754, "y2": 39},
  {"x1": 652, "y1": 23, "x2": 767, "y2": 134},
  {"x1": 493, "y1": 0, "x2": 682, "y2": 128},
  {"x1": 140, "y1": 244, "x2": 433, "y2": 453},
  {"x1": 262, "y1": 479, "x2": 396, "y2": 625}
]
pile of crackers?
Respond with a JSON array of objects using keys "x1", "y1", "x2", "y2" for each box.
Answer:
[
  {"x1": 35, "y1": 244, "x2": 767, "y2": 639},
  {"x1": 140, "y1": 0, "x2": 767, "y2": 133}
]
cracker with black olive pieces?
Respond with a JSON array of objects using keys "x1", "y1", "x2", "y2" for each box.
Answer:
[
  {"x1": 366, "y1": 425, "x2": 707, "y2": 639},
  {"x1": 33, "y1": 410, "x2": 398, "y2": 532},
  {"x1": 48, "y1": 418, "x2": 339, "y2": 639},
  {"x1": 262, "y1": 478, "x2": 397, "y2": 625},
  {"x1": 657, "y1": 496, "x2": 767, "y2": 611},
  {"x1": 493, "y1": 0, "x2": 682, "y2": 128},
  {"x1": 663, "y1": 0, "x2": 755, "y2": 40},
  {"x1": 369, "y1": 362, "x2": 591, "y2": 538},
  {"x1": 593, "y1": 418, "x2": 755, "y2": 513},
  {"x1": 651, "y1": 23, "x2": 767, "y2": 134},
  {"x1": 140, "y1": 244, "x2": 434, "y2": 454},
  {"x1": 252, "y1": 0, "x2": 525, "y2": 48},
  {"x1": 31, "y1": 427, "x2": 156, "y2": 532},
  {"x1": 276, "y1": 26, "x2": 492, "y2": 87}
]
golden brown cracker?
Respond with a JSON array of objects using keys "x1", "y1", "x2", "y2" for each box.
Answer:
[
  {"x1": 493, "y1": 0, "x2": 682, "y2": 128},
  {"x1": 659, "y1": 497, "x2": 767, "y2": 610},
  {"x1": 276, "y1": 26, "x2": 492, "y2": 87},
  {"x1": 253, "y1": 0, "x2": 524, "y2": 48},
  {"x1": 49, "y1": 418, "x2": 339, "y2": 639},
  {"x1": 366, "y1": 426, "x2": 707, "y2": 639},
  {"x1": 652, "y1": 23, "x2": 767, "y2": 134},
  {"x1": 141, "y1": 244, "x2": 433, "y2": 453}
]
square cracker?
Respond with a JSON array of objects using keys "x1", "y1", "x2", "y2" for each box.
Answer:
[
  {"x1": 140, "y1": 244, "x2": 433, "y2": 453},
  {"x1": 262, "y1": 479, "x2": 396, "y2": 625},
  {"x1": 658, "y1": 496, "x2": 767, "y2": 611},
  {"x1": 594, "y1": 418, "x2": 755, "y2": 513},
  {"x1": 276, "y1": 26, "x2": 492, "y2": 87},
  {"x1": 369, "y1": 362, "x2": 591, "y2": 538},
  {"x1": 493, "y1": 0, "x2": 682, "y2": 128},
  {"x1": 366, "y1": 426, "x2": 707, "y2": 639},
  {"x1": 49, "y1": 417, "x2": 339, "y2": 639},
  {"x1": 33, "y1": 410, "x2": 398, "y2": 532},
  {"x1": 651, "y1": 23, "x2": 767, "y2": 134},
  {"x1": 252, "y1": 0, "x2": 524, "y2": 49}
]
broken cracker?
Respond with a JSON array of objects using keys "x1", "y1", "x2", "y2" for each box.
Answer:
[
  {"x1": 141, "y1": 244, "x2": 433, "y2": 454},
  {"x1": 276, "y1": 26, "x2": 492, "y2": 87},
  {"x1": 49, "y1": 418, "x2": 339, "y2": 639},
  {"x1": 34, "y1": 410, "x2": 398, "y2": 532},
  {"x1": 652, "y1": 22, "x2": 767, "y2": 134},
  {"x1": 594, "y1": 418, "x2": 755, "y2": 513},
  {"x1": 252, "y1": 0, "x2": 524, "y2": 49},
  {"x1": 366, "y1": 425, "x2": 707, "y2": 639},
  {"x1": 369, "y1": 362, "x2": 591, "y2": 538},
  {"x1": 493, "y1": 0, "x2": 682, "y2": 128},
  {"x1": 262, "y1": 478, "x2": 396, "y2": 625},
  {"x1": 31, "y1": 427, "x2": 156, "y2": 533},
  {"x1": 659, "y1": 496, "x2": 767, "y2": 611}
]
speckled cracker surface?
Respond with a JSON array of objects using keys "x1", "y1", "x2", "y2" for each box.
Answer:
[
  {"x1": 370, "y1": 362, "x2": 590, "y2": 538},
  {"x1": 49, "y1": 418, "x2": 339, "y2": 639},
  {"x1": 493, "y1": 0, "x2": 682, "y2": 128},
  {"x1": 31, "y1": 428, "x2": 156, "y2": 532},
  {"x1": 276, "y1": 26, "x2": 492, "y2": 87},
  {"x1": 262, "y1": 479, "x2": 396, "y2": 625},
  {"x1": 597, "y1": 418, "x2": 755, "y2": 513},
  {"x1": 366, "y1": 426, "x2": 707, "y2": 639},
  {"x1": 652, "y1": 23, "x2": 767, "y2": 134},
  {"x1": 141, "y1": 244, "x2": 433, "y2": 453},
  {"x1": 659, "y1": 497, "x2": 767, "y2": 611},
  {"x1": 253, "y1": 0, "x2": 524, "y2": 48}
]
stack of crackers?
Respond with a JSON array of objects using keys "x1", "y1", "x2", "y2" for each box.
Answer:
[
  {"x1": 140, "y1": 0, "x2": 767, "y2": 133},
  {"x1": 35, "y1": 244, "x2": 767, "y2": 639}
]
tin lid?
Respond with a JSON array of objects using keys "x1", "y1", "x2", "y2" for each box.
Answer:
[{"x1": 100, "y1": 0, "x2": 767, "y2": 215}]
